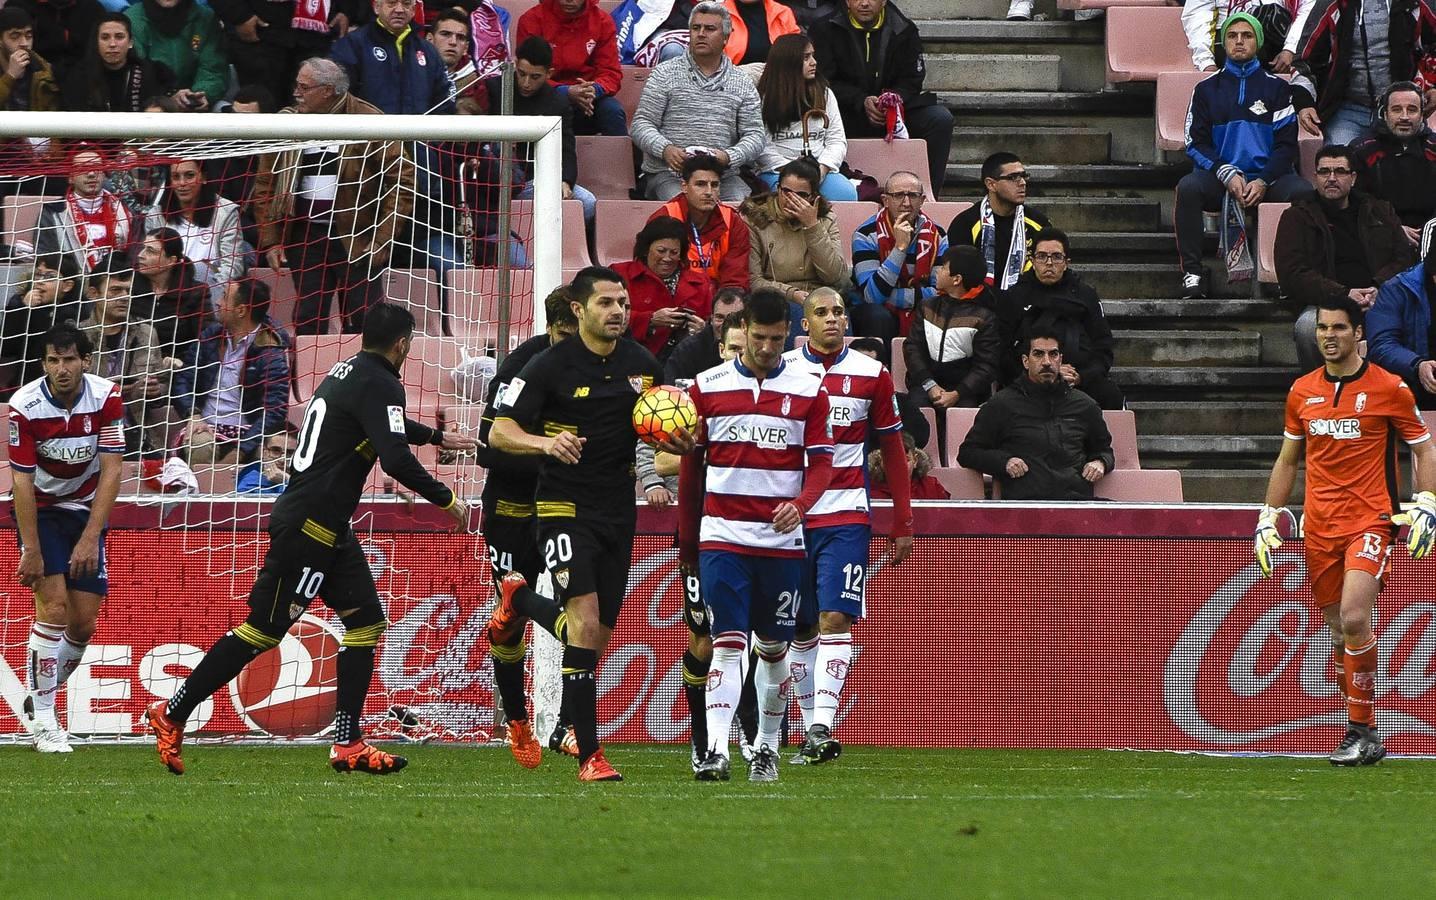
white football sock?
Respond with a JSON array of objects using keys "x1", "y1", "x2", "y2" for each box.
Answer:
[
  {"x1": 28, "y1": 622, "x2": 64, "y2": 723},
  {"x1": 813, "y1": 633, "x2": 853, "y2": 730},
  {"x1": 57, "y1": 632, "x2": 88, "y2": 687},
  {"x1": 753, "y1": 638, "x2": 789, "y2": 751},
  {"x1": 705, "y1": 633, "x2": 747, "y2": 757},
  {"x1": 787, "y1": 635, "x2": 819, "y2": 730}
]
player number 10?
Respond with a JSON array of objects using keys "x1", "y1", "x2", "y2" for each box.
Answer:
[{"x1": 295, "y1": 566, "x2": 324, "y2": 599}]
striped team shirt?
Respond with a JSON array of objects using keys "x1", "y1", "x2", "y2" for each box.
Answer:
[
  {"x1": 783, "y1": 345, "x2": 903, "y2": 529},
  {"x1": 8, "y1": 374, "x2": 125, "y2": 510},
  {"x1": 689, "y1": 357, "x2": 832, "y2": 558}
]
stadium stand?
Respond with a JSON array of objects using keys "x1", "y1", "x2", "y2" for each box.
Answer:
[{"x1": 1104, "y1": 6, "x2": 1189, "y2": 83}]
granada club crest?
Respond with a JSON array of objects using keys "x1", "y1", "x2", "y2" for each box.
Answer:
[
  {"x1": 1355, "y1": 392, "x2": 1367, "y2": 412},
  {"x1": 781, "y1": 395, "x2": 791, "y2": 416},
  {"x1": 842, "y1": 375, "x2": 851, "y2": 395},
  {"x1": 826, "y1": 658, "x2": 848, "y2": 680},
  {"x1": 230, "y1": 615, "x2": 341, "y2": 736}
]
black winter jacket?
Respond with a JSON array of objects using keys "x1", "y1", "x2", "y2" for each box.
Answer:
[
  {"x1": 1001, "y1": 270, "x2": 1116, "y2": 387},
  {"x1": 811, "y1": 2, "x2": 937, "y2": 136},
  {"x1": 958, "y1": 377, "x2": 1115, "y2": 501},
  {"x1": 1351, "y1": 121, "x2": 1436, "y2": 229}
]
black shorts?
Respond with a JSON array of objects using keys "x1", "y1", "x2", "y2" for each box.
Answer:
[
  {"x1": 682, "y1": 568, "x2": 709, "y2": 637},
  {"x1": 482, "y1": 512, "x2": 545, "y2": 585},
  {"x1": 539, "y1": 518, "x2": 632, "y2": 629},
  {"x1": 248, "y1": 518, "x2": 381, "y2": 628}
]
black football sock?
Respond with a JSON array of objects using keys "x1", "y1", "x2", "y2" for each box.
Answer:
[
  {"x1": 736, "y1": 649, "x2": 759, "y2": 746},
  {"x1": 334, "y1": 645, "x2": 376, "y2": 745},
  {"x1": 683, "y1": 650, "x2": 709, "y2": 756},
  {"x1": 166, "y1": 633, "x2": 261, "y2": 724},
  {"x1": 561, "y1": 645, "x2": 600, "y2": 763},
  {"x1": 489, "y1": 641, "x2": 529, "y2": 722},
  {"x1": 513, "y1": 585, "x2": 563, "y2": 634}
]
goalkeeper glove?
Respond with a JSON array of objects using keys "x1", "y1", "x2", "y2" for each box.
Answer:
[
  {"x1": 1393, "y1": 491, "x2": 1436, "y2": 560},
  {"x1": 1254, "y1": 505, "x2": 1286, "y2": 578}
]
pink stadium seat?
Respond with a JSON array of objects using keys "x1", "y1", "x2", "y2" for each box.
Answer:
[
  {"x1": 1297, "y1": 129, "x2": 1322, "y2": 181},
  {"x1": 291, "y1": 334, "x2": 363, "y2": 402},
  {"x1": 1156, "y1": 71, "x2": 1206, "y2": 151},
  {"x1": 509, "y1": 199, "x2": 590, "y2": 269},
  {"x1": 615, "y1": 65, "x2": 652, "y2": 123},
  {"x1": 890, "y1": 336, "x2": 908, "y2": 392},
  {"x1": 594, "y1": 199, "x2": 660, "y2": 265},
  {"x1": 0, "y1": 402, "x2": 8, "y2": 495},
  {"x1": 929, "y1": 466, "x2": 985, "y2": 500},
  {"x1": 383, "y1": 268, "x2": 442, "y2": 335},
  {"x1": 576, "y1": 135, "x2": 638, "y2": 200},
  {"x1": 843, "y1": 139, "x2": 933, "y2": 200},
  {"x1": 1105, "y1": 7, "x2": 1189, "y2": 83},
  {"x1": 943, "y1": 407, "x2": 980, "y2": 469},
  {"x1": 1060, "y1": 0, "x2": 1175, "y2": 8},
  {"x1": 1256, "y1": 202, "x2": 1290, "y2": 284},
  {"x1": 252, "y1": 266, "x2": 330, "y2": 334},
  {"x1": 1093, "y1": 469, "x2": 1185, "y2": 502},
  {"x1": 1103, "y1": 409, "x2": 1141, "y2": 469},
  {"x1": 443, "y1": 404, "x2": 486, "y2": 433},
  {"x1": 402, "y1": 337, "x2": 466, "y2": 414},
  {"x1": 830, "y1": 202, "x2": 879, "y2": 252},
  {"x1": 446, "y1": 268, "x2": 538, "y2": 350},
  {"x1": 2, "y1": 194, "x2": 55, "y2": 249},
  {"x1": 918, "y1": 406, "x2": 938, "y2": 460}
]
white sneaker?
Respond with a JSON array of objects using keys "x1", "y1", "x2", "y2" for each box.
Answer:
[
  {"x1": 33, "y1": 727, "x2": 73, "y2": 754},
  {"x1": 1007, "y1": 0, "x2": 1034, "y2": 19},
  {"x1": 1073, "y1": 8, "x2": 1103, "y2": 20},
  {"x1": 738, "y1": 738, "x2": 756, "y2": 763}
]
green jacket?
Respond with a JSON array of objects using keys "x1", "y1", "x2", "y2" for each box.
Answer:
[{"x1": 124, "y1": 2, "x2": 228, "y2": 100}]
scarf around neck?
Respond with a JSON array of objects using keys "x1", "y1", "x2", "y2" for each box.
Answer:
[
  {"x1": 979, "y1": 196, "x2": 1027, "y2": 291},
  {"x1": 875, "y1": 209, "x2": 939, "y2": 289}
]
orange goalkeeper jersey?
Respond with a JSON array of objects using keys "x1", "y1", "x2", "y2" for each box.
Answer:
[{"x1": 1284, "y1": 361, "x2": 1431, "y2": 537}]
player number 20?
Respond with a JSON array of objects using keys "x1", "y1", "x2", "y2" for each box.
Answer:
[
  {"x1": 544, "y1": 533, "x2": 573, "y2": 570},
  {"x1": 293, "y1": 398, "x2": 328, "y2": 472}
]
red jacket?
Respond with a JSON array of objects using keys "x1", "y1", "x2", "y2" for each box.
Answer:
[
  {"x1": 648, "y1": 197, "x2": 751, "y2": 290},
  {"x1": 515, "y1": 0, "x2": 622, "y2": 97},
  {"x1": 723, "y1": 0, "x2": 800, "y2": 65},
  {"x1": 872, "y1": 473, "x2": 950, "y2": 500},
  {"x1": 613, "y1": 258, "x2": 714, "y2": 358}
]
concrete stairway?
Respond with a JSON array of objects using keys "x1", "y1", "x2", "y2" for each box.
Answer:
[{"x1": 918, "y1": 10, "x2": 1301, "y2": 502}]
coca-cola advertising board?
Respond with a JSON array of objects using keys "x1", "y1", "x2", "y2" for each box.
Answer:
[{"x1": 1, "y1": 504, "x2": 1433, "y2": 752}]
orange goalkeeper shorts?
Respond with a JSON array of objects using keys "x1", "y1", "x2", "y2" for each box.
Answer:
[{"x1": 1304, "y1": 527, "x2": 1395, "y2": 608}]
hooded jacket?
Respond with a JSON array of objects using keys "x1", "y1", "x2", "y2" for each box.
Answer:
[
  {"x1": 739, "y1": 192, "x2": 850, "y2": 300},
  {"x1": 957, "y1": 376, "x2": 1115, "y2": 502},
  {"x1": 1367, "y1": 260, "x2": 1436, "y2": 381},
  {"x1": 1185, "y1": 56, "x2": 1300, "y2": 183},
  {"x1": 517, "y1": 0, "x2": 623, "y2": 96},
  {"x1": 1001, "y1": 270, "x2": 1117, "y2": 388},
  {"x1": 811, "y1": 1, "x2": 937, "y2": 135},
  {"x1": 1273, "y1": 190, "x2": 1414, "y2": 311},
  {"x1": 903, "y1": 286, "x2": 1002, "y2": 401},
  {"x1": 1350, "y1": 118, "x2": 1436, "y2": 229},
  {"x1": 125, "y1": 0, "x2": 228, "y2": 99}
]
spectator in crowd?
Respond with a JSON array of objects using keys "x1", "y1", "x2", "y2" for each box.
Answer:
[
  {"x1": 62, "y1": 13, "x2": 174, "y2": 112},
  {"x1": 0, "y1": 9, "x2": 60, "y2": 114},
  {"x1": 812, "y1": 0, "x2": 954, "y2": 194},
  {"x1": 330, "y1": 0, "x2": 453, "y2": 115},
  {"x1": 1287, "y1": 0, "x2": 1436, "y2": 146},
  {"x1": 209, "y1": 0, "x2": 349, "y2": 104},
  {"x1": 1368, "y1": 243, "x2": 1436, "y2": 407},
  {"x1": 754, "y1": 33, "x2": 856, "y2": 201},
  {"x1": 614, "y1": 216, "x2": 714, "y2": 360},
  {"x1": 207, "y1": 83, "x2": 274, "y2": 242},
  {"x1": 145, "y1": 160, "x2": 247, "y2": 300},
  {"x1": 903, "y1": 244, "x2": 1001, "y2": 410},
  {"x1": 131, "y1": 226, "x2": 210, "y2": 363},
  {"x1": 740, "y1": 157, "x2": 850, "y2": 330},
  {"x1": 664, "y1": 285, "x2": 746, "y2": 384},
  {"x1": 0, "y1": 253, "x2": 85, "y2": 395},
  {"x1": 850, "y1": 170, "x2": 948, "y2": 345},
  {"x1": 778, "y1": 0, "x2": 840, "y2": 32},
  {"x1": 238, "y1": 426, "x2": 297, "y2": 494},
  {"x1": 1002, "y1": 230, "x2": 1123, "y2": 409},
  {"x1": 35, "y1": 146, "x2": 133, "y2": 275},
  {"x1": 125, "y1": 0, "x2": 227, "y2": 110},
  {"x1": 253, "y1": 58, "x2": 411, "y2": 335},
  {"x1": 432, "y1": 8, "x2": 488, "y2": 115},
  {"x1": 517, "y1": 0, "x2": 626, "y2": 136},
  {"x1": 723, "y1": 0, "x2": 799, "y2": 66},
  {"x1": 174, "y1": 278, "x2": 291, "y2": 464},
  {"x1": 614, "y1": 0, "x2": 697, "y2": 66},
  {"x1": 648, "y1": 153, "x2": 752, "y2": 289},
  {"x1": 869, "y1": 431, "x2": 947, "y2": 500},
  {"x1": 79, "y1": 258, "x2": 179, "y2": 455},
  {"x1": 1176, "y1": 12, "x2": 1312, "y2": 299},
  {"x1": 629, "y1": 1, "x2": 766, "y2": 202},
  {"x1": 959, "y1": 331, "x2": 1115, "y2": 501},
  {"x1": 1276, "y1": 143, "x2": 1413, "y2": 369},
  {"x1": 1184, "y1": 0, "x2": 1304, "y2": 72},
  {"x1": 849, "y1": 334, "x2": 929, "y2": 449},
  {"x1": 8, "y1": 0, "x2": 103, "y2": 85},
  {"x1": 949, "y1": 151, "x2": 1053, "y2": 297},
  {"x1": 228, "y1": 84, "x2": 276, "y2": 115},
  {"x1": 492, "y1": 36, "x2": 599, "y2": 227},
  {"x1": 1351, "y1": 81, "x2": 1436, "y2": 239}
]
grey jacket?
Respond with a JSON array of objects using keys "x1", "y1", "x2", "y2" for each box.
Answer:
[{"x1": 630, "y1": 51, "x2": 766, "y2": 176}]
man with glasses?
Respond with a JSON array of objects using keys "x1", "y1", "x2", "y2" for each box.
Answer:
[
  {"x1": 238, "y1": 428, "x2": 297, "y2": 494},
  {"x1": 1351, "y1": 81, "x2": 1436, "y2": 241},
  {"x1": 1176, "y1": 12, "x2": 1313, "y2": 299},
  {"x1": 949, "y1": 151, "x2": 1053, "y2": 299},
  {"x1": 850, "y1": 170, "x2": 948, "y2": 347},
  {"x1": 329, "y1": 0, "x2": 453, "y2": 115},
  {"x1": 1276, "y1": 144, "x2": 1412, "y2": 370}
]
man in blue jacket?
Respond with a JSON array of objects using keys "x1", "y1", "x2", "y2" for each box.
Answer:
[
  {"x1": 329, "y1": 0, "x2": 453, "y2": 115},
  {"x1": 1176, "y1": 12, "x2": 1314, "y2": 298},
  {"x1": 1367, "y1": 247, "x2": 1436, "y2": 408}
]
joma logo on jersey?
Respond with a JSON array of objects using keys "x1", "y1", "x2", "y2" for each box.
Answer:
[
  {"x1": 1310, "y1": 418, "x2": 1361, "y2": 439},
  {"x1": 38, "y1": 443, "x2": 95, "y2": 462}
]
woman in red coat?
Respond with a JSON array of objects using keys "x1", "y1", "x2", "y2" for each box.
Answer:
[{"x1": 614, "y1": 216, "x2": 714, "y2": 361}]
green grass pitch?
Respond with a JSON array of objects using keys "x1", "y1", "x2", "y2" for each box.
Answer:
[{"x1": 2, "y1": 744, "x2": 1434, "y2": 898}]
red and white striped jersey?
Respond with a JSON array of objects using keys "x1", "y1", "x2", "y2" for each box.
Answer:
[
  {"x1": 784, "y1": 345, "x2": 903, "y2": 529},
  {"x1": 8, "y1": 374, "x2": 125, "y2": 510},
  {"x1": 688, "y1": 357, "x2": 832, "y2": 558}
]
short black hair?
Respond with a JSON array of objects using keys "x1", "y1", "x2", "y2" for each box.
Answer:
[
  {"x1": 981, "y1": 151, "x2": 1022, "y2": 182},
  {"x1": 362, "y1": 302, "x2": 416, "y2": 350},
  {"x1": 1316, "y1": 295, "x2": 1365, "y2": 331},
  {"x1": 713, "y1": 286, "x2": 747, "y2": 308},
  {"x1": 571, "y1": 266, "x2": 626, "y2": 305},
  {"x1": 43, "y1": 324, "x2": 91, "y2": 359},
  {"x1": 849, "y1": 336, "x2": 885, "y2": 357},
  {"x1": 433, "y1": 8, "x2": 471, "y2": 36},
  {"x1": 744, "y1": 288, "x2": 790, "y2": 326},
  {"x1": 1314, "y1": 144, "x2": 1358, "y2": 170},
  {"x1": 1025, "y1": 330, "x2": 1063, "y2": 354},
  {"x1": 633, "y1": 215, "x2": 689, "y2": 262},
  {"x1": 1033, "y1": 228, "x2": 1070, "y2": 256},
  {"x1": 1382, "y1": 80, "x2": 1423, "y2": 112},
  {"x1": 775, "y1": 156, "x2": 822, "y2": 195},
  {"x1": 234, "y1": 278, "x2": 271, "y2": 324},
  {"x1": 718, "y1": 309, "x2": 746, "y2": 340},
  {"x1": 516, "y1": 35, "x2": 553, "y2": 69},
  {"x1": 944, "y1": 245, "x2": 987, "y2": 289},
  {"x1": 681, "y1": 153, "x2": 725, "y2": 182},
  {"x1": 0, "y1": 7, "x2": 34, "y2": 31},
  {"x1": 543, "y1": 284, "x2": 579, "y2": 329},
  {"x1": 232, "y1": 83, "x2": 277, "y2": 113}
]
